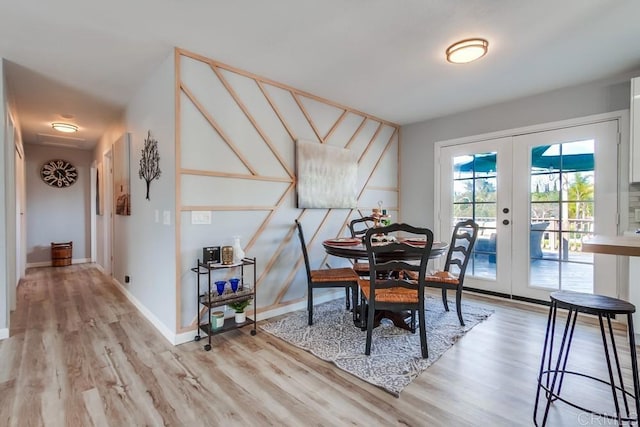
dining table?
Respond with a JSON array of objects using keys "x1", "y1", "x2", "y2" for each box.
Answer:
[
  {"x1": 323, "y1": 237, "x2": 448, "y2": 261},
  {"x1": 322, "y1": 237, "x2": 449, "y2": 331}
]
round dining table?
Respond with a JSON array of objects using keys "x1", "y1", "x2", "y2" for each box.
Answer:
[
  {"x1": 322, "y1": 237, "x2": 449, "y2": 331},
  {"x1": 322, "y1": 238, "x2": 448, "y2": 261}
]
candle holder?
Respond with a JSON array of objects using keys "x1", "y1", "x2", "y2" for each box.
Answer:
[{"x1": 221, "y1": 246, "x2": 234, "y2": 265}]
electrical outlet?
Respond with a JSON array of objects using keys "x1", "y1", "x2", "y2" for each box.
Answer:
[{"x1": 125, "y1": 275, "x2": 130, "y2": 283}]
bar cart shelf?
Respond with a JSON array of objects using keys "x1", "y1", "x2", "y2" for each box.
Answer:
[{"x1": 191, "y1": 257, "x2": 257, "y2": 351}]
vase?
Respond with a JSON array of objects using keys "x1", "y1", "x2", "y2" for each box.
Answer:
[
  {"x1": 234, "y1": 311, "x2": 246, "y2": 323},
  {"x1": 215, "y1": 280, "x2": 226, "y2": 296},
  {"x1": 229, "y1": 277, "x2": 240, "y2": 292},
  {"x1": 232, "y1": 236, "x2": 245, "y2": 263}
]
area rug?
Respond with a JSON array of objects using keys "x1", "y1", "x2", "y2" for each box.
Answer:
[{"x1": 260, "y1": 298, "x2": 493, "y2": 397}]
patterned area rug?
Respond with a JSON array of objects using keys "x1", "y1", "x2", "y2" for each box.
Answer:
[{"x1": 260, "y1": 298, "x2": 493, "y2": 397}]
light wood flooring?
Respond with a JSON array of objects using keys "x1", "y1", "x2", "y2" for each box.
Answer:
[{"x1": 1, "y1": 264, "x2": 638, "y2": 426}]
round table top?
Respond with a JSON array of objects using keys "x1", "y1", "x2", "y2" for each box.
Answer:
[
  {"x1": 323, "y1": 239, "x2": 448, "y2": 261},
  {"x1": 550, "y1": 290, "x2": 635, "y2": 315}
]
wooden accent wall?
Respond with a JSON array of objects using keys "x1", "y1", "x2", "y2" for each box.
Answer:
[{"x1": 175, "y1": 48, "x2": 400, "y2": 331}]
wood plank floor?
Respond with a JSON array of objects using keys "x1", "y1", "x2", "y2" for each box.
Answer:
[{"x1": 1, "y1": 264, "x2": 638, "y2": 426}]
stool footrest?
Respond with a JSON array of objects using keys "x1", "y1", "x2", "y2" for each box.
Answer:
[{"x1": 538, "y1": 369, "x2": 638, "y2": 422}]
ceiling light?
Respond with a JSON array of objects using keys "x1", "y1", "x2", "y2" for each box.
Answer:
[
  {"x1": 51, "y1": 122, "x2": 78, "y2": 133},
  {"x1": 446, "y1": 38, "x2": 489, "y2": 64}
]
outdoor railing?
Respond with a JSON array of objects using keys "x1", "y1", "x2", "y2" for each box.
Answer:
[{"x1": 454, "y1": 216, "x2": 594, "y2": 253}]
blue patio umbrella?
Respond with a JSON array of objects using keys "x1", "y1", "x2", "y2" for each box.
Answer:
[{"x1": 454, "y1": 146, "x2": 594, "y2": 173}]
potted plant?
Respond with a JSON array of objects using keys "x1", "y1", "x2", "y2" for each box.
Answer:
[{"x1": 228, "y1": 298, "x2": 252, "y2": 323}]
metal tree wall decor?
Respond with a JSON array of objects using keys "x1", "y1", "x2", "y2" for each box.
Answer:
[{"x1": 139, "y1": 130, "x2": 161, "y2": 200}]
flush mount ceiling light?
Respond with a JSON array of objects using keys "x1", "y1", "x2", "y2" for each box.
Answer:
[
  {"x1": 446, "y1": 38, "x2": 489, "y2": 64},
  {"x1": 51, "y1": 122, "x2": 78, "y2": 133}
]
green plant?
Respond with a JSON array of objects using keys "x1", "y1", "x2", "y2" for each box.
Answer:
[{"x1": 228, "y1": 298, "x2": 252, "y2": 313}]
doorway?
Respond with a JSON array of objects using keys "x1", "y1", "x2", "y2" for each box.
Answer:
[
  {"x1": 98, "y1": 150, "x2": 113, "y2": 275},
  {"x1": 436, "y1": 118, "x2": 620, "y2": 301}
]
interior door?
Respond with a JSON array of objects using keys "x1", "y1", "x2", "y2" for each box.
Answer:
[
  {"x1": 102, "y1": 150, "x2": 114, "y2": 275},
  {"x1": 438, "y1": 137, "x2": 513, "y2": 295}
]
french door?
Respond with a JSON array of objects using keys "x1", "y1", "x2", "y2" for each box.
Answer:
[
  {"x1": 438, "y1": 138, "x2": 513, "y2": 295},
  {"x1": 437, "y1": 119, "x2": 619, "y2": 300}
]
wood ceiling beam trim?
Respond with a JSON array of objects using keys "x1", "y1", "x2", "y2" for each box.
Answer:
[
  {"x1": 357, "y1": 128, "x2": 398, "y2": 200},
  {"x1": 180, "y1": 82, "x2": 258, "y2": 175},
  {"x1": 176, "y1": 49, "x2": 400, "y2": 128},
  {"x1": 180, "y1": 168, "x2": 292, "y2": 183},
  {"x1": 319, "y1": 210, "x2": 355, "y2": 268},
  {"x1": 275, "y1": 247, "x2": 305, "y2": 305},
  {"x1": 180, "y1": 206, "x2": 276, "y2": 212},
  {"x1": 358, "y1": 122, "x2": 384, "y2": 164},
  {"x1": 275, "y1": 210, "x2": 332, "y2": 305},
  {"x1": 209, "y1": 64, "x2": 294, "y2": 179},
  {"x1": 364, "y1": 186, "x2": 399, "y2": 192},
  {"x1": 345, "y1": 117, "x2": 367, "y2": 150},
  {"x1": 175, "y1": 48, "x2": 184, "y2": 333},
  {"x1": 292, "y1": 92, "x2": 324, "y2": 143},
  {"x1": 256, "y1": 81, "x2": 297, "y2": 143},
  {"x1": 245, "y1": 183, "x2": 294, "y2": 290},
  {"x1": 324, "y1": 110, "x2": 348, "y2": 143}
]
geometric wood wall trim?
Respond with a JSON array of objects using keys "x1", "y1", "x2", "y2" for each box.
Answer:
[{"x1": 174, "y1": 47, "x2": 401, "y2": 332}]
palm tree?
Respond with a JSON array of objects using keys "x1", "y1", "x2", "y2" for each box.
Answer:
[{"x1": 567, "y1": 173, "x2": 594, "y2": 221}]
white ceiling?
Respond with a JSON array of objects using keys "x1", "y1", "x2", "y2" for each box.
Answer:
[{"x1": 2, "y1": 0, "x2": 640, "y2": 150}]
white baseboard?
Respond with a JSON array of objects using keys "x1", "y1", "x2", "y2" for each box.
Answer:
[
  {"x1": 174, "y1": 330, "x2": 198, "y2": 345},
  {"x1": 0, "y1": 328, "x2": 8, "y2": 340},
  {"x1": 110, "y1": 278, "x2": 178, "y2": 345},
  {"x1": 27, "y1": 261, "x2": 52, "y2": 268},
  {"x1": 27, "y1": 258, "x2": 92, "y2": 269},
  {"x1": 174, "y1": 289, "x2": 345, "y2": 346}
]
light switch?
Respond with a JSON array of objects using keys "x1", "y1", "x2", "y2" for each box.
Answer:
[
  {"x1": 191, "y1": 211, "x2": 212, "y2": 225},
  {"x1": 163, "y1": 210, "x2": 171, "y2": 225},
  {"x1": 635, "y1": 209, "x2": 640, "y2": 222}
]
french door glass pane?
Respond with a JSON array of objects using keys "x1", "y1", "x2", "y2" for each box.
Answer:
[
  {"x1": 529, "y1": 140, "x2": 594, "y2": 293},
  {"x1": 453, "y1": 152, "x2": 497, "y2": 280}
]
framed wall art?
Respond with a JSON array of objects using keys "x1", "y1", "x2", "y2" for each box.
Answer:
[
  {"x1": 96, "y1": 161, "x2": 104, "y2": 215},
  {"x1": 296, "y1": 139, "x2": 358, "y2": 209},
  {"x1": 113, "y1": 133, "x2": 131, "y2": 215}
]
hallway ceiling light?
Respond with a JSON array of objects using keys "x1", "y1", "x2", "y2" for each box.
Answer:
[
  {"x1": 51, "y1": 122, "x2": 78, "y2": 133},
  {"x1": 446, "y1": 38, "x2": 489, "y2": 64}
]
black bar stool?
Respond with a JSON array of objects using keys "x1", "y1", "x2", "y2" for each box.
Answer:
[{"x1": 534, "y1": 291, "x2": 640, "y2": 426}]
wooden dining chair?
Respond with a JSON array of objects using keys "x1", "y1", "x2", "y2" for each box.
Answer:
[
  {"x1": 359, "y1": 223, "x2": 434, "y2": 358},
  {"x1": 405, "y1": 219, "x2": 478, "y2": 326},
  {"x1": 348, "y1": 216, "x2": 375, "y2": 276},
  {"x1": 295, "y1": 220, "x2": 359, "y2": 326}
]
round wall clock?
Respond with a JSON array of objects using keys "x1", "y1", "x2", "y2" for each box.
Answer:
[{"x1": 40, "y1": 159, "x2": 78, "y2": 188}]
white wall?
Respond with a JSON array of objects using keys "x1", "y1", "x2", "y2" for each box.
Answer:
[
  {"x1": 113, "y1": 52, "x2": 176, "y2": 338},
  {"x1": 24, "y1": 145, "x2": 92, "y2": 265},
  {"x1": 176, "y1": 50, "x2": 400, "y2": 331},
  {"x1": 94, "y1": 121, "x2": 125, "y2": 274},
  {"x1": 1, "y1": 58, "x2": 8, "y2": 336},
  {"x1": 401, "y1": 72, "x2": 640, "y2": 229}
]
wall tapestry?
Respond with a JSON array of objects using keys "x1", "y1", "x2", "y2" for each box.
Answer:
[
  {"x1": 139, "y1": 130, "x2": 161, "y2": 200},
  {"x1": 296, "y1": 139, "x2": 358, "y2": 209},
  {"x1": 113, "y1": 133, "x2": 131, "y2": 215}
]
